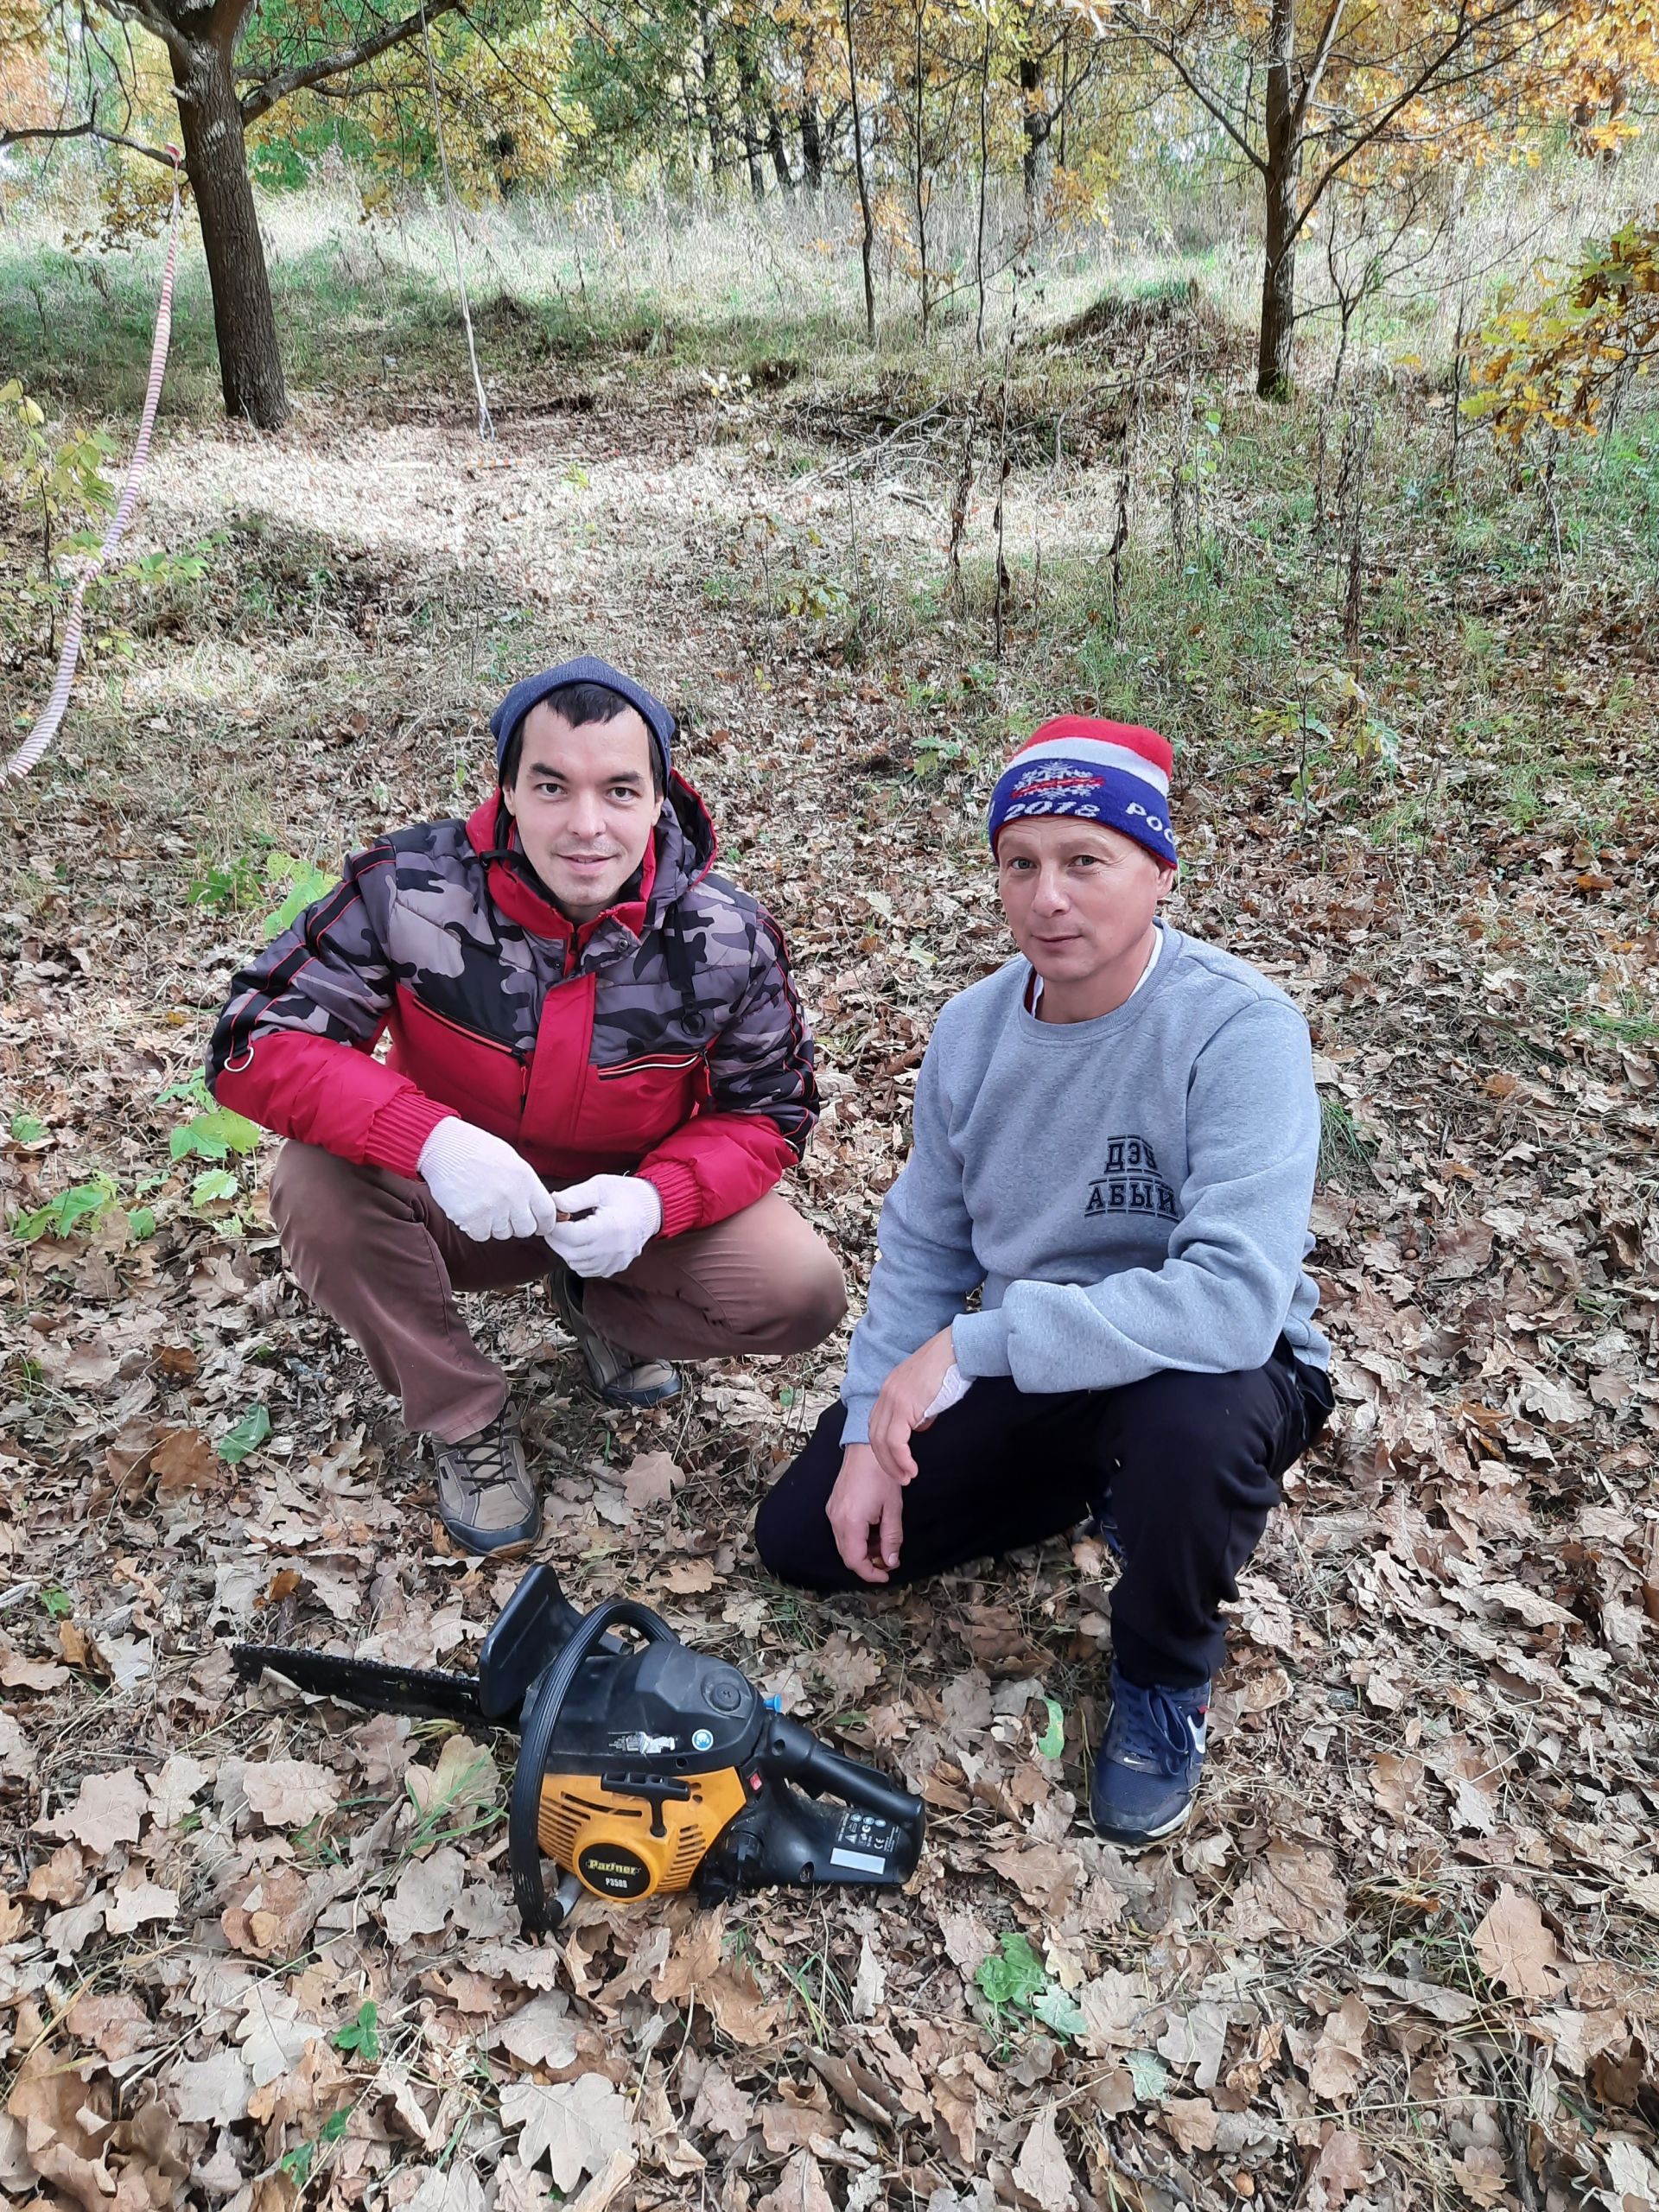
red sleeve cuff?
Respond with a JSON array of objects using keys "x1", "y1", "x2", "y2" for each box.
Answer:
[
  {"x1": 364, "y1": 1092, "x2": 456, "y2": 1180},
  {"x1": 638, "y1": 1160, "x2": 702, "y2": 1239}
]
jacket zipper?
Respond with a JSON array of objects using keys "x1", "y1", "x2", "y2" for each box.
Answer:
[
  {"x1": 595, "y1": 1053, "x2": 703, "y2": 1080},
  {"x1": 399, "y1": 958, "x2": 570, "y2": 1111},
  {"x1": 407, "y1": 994, "x2": 533, "y2": 1102},
  {"x1": 410, "y1": 996, "x2": 522, "y2": 1058}
]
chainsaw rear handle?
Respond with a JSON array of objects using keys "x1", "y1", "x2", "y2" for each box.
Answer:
[
  {"x1": 509, "y1": 1597, "x2": 677, "y2": 1934},
  {"x1": 763, "y1": 1715, "x2": 925, "y2": 1834}
]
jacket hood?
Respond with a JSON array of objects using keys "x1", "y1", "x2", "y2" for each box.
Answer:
[{"x1": 489, "y1": 656, "x2": 676, "y2": 788}]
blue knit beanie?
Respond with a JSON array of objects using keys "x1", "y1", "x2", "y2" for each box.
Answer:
[{"x1": 490, "y1": 656, "x2": 676, "y2": 786}]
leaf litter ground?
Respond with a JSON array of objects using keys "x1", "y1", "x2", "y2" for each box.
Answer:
[{"x1": 1, "y1": 352, "x2": 1657, "y2": 2212}]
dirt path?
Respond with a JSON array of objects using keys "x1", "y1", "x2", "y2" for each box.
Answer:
[{"x1": 3, "y1": 382, "x2": 1657, "y2": 2212}]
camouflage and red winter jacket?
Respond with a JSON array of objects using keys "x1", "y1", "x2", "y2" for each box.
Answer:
[{"x1": 207, "y1": 779, "x2": 817, "y2": 1236}]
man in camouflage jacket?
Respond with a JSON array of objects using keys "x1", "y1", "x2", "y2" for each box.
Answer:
[{"x1": 209, "y1": 657, "x2": 844, "y2": 1552}]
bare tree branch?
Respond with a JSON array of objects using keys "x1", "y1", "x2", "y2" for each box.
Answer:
[
  {"x1": 1290, "y1": 0, "x2": 1349, "y2": 134},
  {"x1": 1102, "y1": 6, "x2": 1269, "y2": 175},
  {"x1": 1291, "y1": 1, "x2": 1550, "y2": 246},
  {"x1": 94, "y1": 0, "x2": 196, "y2": 68},
  {"x1": 0, "y1": 116, "x2": 177, "y2": 165},
  {"x1": 238, "y1": 0, "x2": 466, "y2": 124}
]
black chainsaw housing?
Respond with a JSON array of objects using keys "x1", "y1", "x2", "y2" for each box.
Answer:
[{"x1": 481, "y1": 1571, "x2": 764, "y2": 1771}]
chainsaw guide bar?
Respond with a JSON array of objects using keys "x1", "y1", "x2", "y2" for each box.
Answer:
[{"x1": 232, "y1": 1645, "x2": 486, "y2": 1726}]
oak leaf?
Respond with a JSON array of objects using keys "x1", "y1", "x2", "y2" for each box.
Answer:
[
  {"x1": 6, "y1": 2043, "x2": 113, "y2": 2211},
  {"x1": 151, "y1": 1427, "x2": 221, "y2": 1498},
  {"x1": 702, "y1": 1960, "x2": 783, "y2": 2044},
  {"x1": 621, "y1": 1450, "x2": 683, "y2": 1510},
  {"x1": 661, "y1": 1556, "x2": 715, "y2": 1593},
  {"x1": 986, "y1": 1840, "x2": 1080, "y2": 1918},
  {"x1": 688, "y1": 2063, "x2": 753, "y2": 2141},
  {"x1": 1306, "y1": 1995, "x2": 1370, "y2": 2101},
  {"x1": 241, "y1": 1758, "x2": 340, "y2": 1828},
  {"x1": 1473, "y1": 1884, "x2": 1562, "y2": 2000},
  {"x1": 28, "y1": 1843, "x2": 85, "y2": 1904},
  {"x1": 812, "y1": 1633, "x2": 881, "y2": 1700},
  {"x1": 146, "y1": 1752, "x2": 210, "y2": 1827},
  {"x1": 383, "y1": 1846, "x2": 467, "y2": 1945},
  {"x1": 169, "y1": 2049, "x2": 253, "y2": 2126},
  {"x1": 851, "y1": 1935, "x2": 886, "y2": 2019},
  {"x1": 405, "y1": 2168, "x2": 488, "y2": 2212},
  {"x1": 67, "y1": 1992, "x2": 153, "y2": 2063},
  {"x1": 235, "y1": 1986, "x2": 316, "y2": 2088},
  {"x1": 1076, "y1": 1968, "x2": 1147, "y2": 2055},
  {"x1": 0, "y1": 1645, "x2": 67, "y2": 1693},
  {"x1": 497, "y1": 1993, "x2": 580, "y2": 2071},
  {"x1": 1309, "y1": 2128, "x2": 1372, "y2": 2207},
  {"x1": 1012, "y1": 2104, "x2": 1076, "y2": 2212},
  {"x1": 1162, "y1": 2095, "x2": 1218, "y2": 2156},
  {"x1": 1225, "y1": 1840, "x2": 1348, "y2": 1945},
  {"x1": 0, "y1": 1713, "x2": 34, "y2": 1779},
  {"x1": 754, "y1": 2148, "x2": 835, "y2": 2212},
  {"x1": 49, "y1": 1767, "x2": 147, "y2": 1856},
  {"x1": 103, "y1": 1877, "x2": 179, "y2": 1936},
  {"x1": 1156, "y1": 1999, "x2": 1230, "y2": 2089},
  {"x1": 500, "y1": 2074, "x2": 632, "y2": 2192}
]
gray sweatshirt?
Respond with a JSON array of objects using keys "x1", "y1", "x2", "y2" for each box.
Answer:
[{"x1": 840, "y1": 924, "x2": 1329, "y2": 1445}]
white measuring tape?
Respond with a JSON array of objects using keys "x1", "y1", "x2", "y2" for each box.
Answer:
[{"x1": 5, "y1": 149, "x2": 183, "y2": 782}]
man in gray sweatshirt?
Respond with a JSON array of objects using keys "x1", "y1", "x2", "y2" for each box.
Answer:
[{"x1": 755, "y1": 716, "x2": 1333, "y2": 1848}]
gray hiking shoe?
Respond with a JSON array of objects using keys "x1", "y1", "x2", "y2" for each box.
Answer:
[
  {"x1": 549, "y1": 1264, "x2": 681, "y2": 1409},
  {"x1": 432, "y1": 1402, "x2": 540, "y2": 1554}
]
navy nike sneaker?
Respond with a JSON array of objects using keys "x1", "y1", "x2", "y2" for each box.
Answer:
[
  {"x1": 1089, "y1": 1504, "x2": 1126, "y2": 1565},
  {"x1": 1090, "y1": 1664, "x2": 1209, "y2": 1848}
]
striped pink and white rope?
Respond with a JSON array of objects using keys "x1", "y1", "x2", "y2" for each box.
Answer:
[{"x1": 5, "y1": 149, "x2": 183, "y2": 782}]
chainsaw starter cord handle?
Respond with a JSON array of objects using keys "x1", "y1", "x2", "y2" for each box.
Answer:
[{"x1": 509, "y1": 1598, "x2": 676, "y2": 1934}]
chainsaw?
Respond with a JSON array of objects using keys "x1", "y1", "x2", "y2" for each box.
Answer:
[{"x1": 232, "y1": 1565, "x2": 925, "y2": 1932}]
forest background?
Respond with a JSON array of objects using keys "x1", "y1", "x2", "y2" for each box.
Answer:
[{"x1": 2, "y1": 3, "x2": 1659, "y2": 2210}]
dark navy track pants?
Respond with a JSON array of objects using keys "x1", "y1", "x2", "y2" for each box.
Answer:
[{"x1": 753, "y1": 1338, "x2": 1333, "y2": 1688}]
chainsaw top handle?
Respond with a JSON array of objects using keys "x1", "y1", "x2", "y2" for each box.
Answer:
[{"x1": 509, "y1": 1597, "x2": 677, "y2": 1933}]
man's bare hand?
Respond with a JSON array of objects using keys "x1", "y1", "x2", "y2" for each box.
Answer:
[
  {"x1": 868, "y1": 1325, "x2": 958, "y2": 1486},
  {"x1": 827, "y1": 1444, "x2": 906, "y2": 1584}
]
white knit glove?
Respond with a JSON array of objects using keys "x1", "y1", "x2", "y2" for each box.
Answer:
[
  {"x1": 546, "y1": 1174, "x2": 664, "y2": 1279},
  {"x1": 417, "y1": 1118, "x2": 563, "y2": 1242}
]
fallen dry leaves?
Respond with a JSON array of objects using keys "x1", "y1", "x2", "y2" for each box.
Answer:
[{"x1": 2, "y1": 322, "x2": 1657, "y2": 2212}]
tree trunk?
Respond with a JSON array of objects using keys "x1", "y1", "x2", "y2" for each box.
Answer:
[
  {"x1": 1256, "y1": 0, "x2": 1299, "y2": 400},
  {"x1": 697, "y1": 4, "x2": 725, "y2": 176},
  {"x1": 735, "y1": 35, "x2": 766, "y2": 200},
  {"x1": 170, "y1": 13, "x2": 288, "y2": 428},
  {"x1": 842, "y1": 0, "x2": 875, "y2": 343},
  {"x1": 974, "y1": 14, "x2": 990, "y2": 352},
  {"x1": 1058, "y1": 29, "x2": 1069, "y2": 168},
  {"x1": 798, "y1": 96, "x2": 823, "y2": 190},
  {"x1": 740, "y1": 115, "x2": 766, "y2": 199},
  {"x1": 765, "y1": 104, "x2": 793, "y2": 189},
  {"x1": 1020, "y1": 49, "x2": 1051, "y2": 219},
  {"x1": 912, "y1": 0, "x2": 929, "y2": 334}
]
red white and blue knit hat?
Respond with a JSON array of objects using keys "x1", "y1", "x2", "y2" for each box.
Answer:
[{"x1": 988, "y1": 715, "x2": 1177, "y2": 868}]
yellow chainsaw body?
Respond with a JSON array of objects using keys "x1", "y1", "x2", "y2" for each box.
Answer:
[{"x1": 537, "y1": 1766, "x2": 750, "y2": 1900}]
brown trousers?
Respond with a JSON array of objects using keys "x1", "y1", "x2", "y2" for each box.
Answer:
[{"x1": 269, "y1": 1142, "x2": 848, "y2": 1442}]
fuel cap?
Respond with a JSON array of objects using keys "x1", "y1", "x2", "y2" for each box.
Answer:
[{"x1": 704, "y1": 1672, "x2": 744, "y2": 1713}]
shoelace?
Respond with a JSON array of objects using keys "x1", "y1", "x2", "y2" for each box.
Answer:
[
  {"x1": 1107, "y1": 1680, "x2": 1203, "y2": 1776},
  {"x1": 452, "y1": 1420, "x2": 522, "y2": 1494}
]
